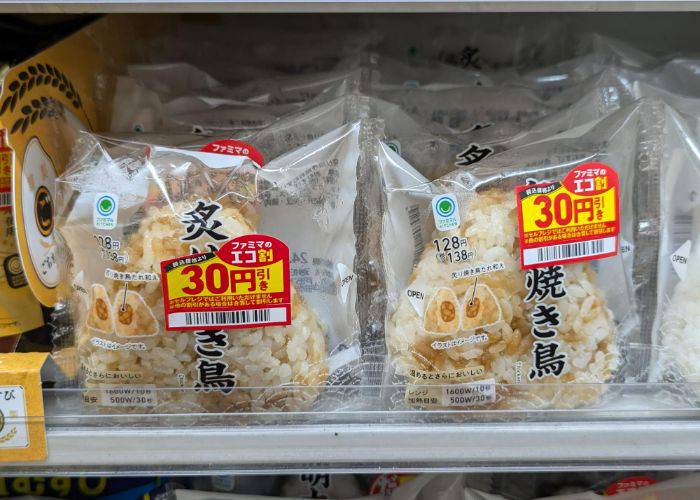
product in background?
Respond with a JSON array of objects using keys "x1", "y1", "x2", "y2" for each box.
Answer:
[
  {"x1": 371, "y1": 69, "x2": 618, "y2": 137},
  {"x1": 337, "y1": 52, "x2": 490, "y2": 89},
  {"x1": 56, "y1": 122, "x2": 368, "y2": 413},
  {"x1": 111, "y1": 65, "x2": 362, "y2": 135},
  {"x1": 378, "y1": 101, "x2": 648, "y2": 409},
  {"x1": 650, "y1": 104, "x2": 700, "y2": 388},
  {"x1": 374, "y1": 79, "x2": 621, "y2": 181},
  {"x1": 0, "y1": 129, "x2": 45, "y2": 340}
]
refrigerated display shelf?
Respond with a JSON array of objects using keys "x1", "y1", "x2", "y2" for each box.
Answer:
[
  {"x1": 5, "y1": 417, "x2": 700, "y2": 475},
  {"x1": 4, "y1": 387, "x2": 700, "y2": 475}
]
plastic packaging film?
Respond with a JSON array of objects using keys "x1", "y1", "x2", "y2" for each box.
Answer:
[
  {"x1": 53, "y1": 120, "x2": 382, "y2": 413},
  {"x1": 27, "y1": 24, "x2": 700, "y2": 417},
  {"x1": 375, "y1": 100, "x2": 654, "y2": 410}
]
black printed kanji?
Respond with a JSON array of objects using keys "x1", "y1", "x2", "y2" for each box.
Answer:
[
  {"x1": 531, "y1": 327, "x2": 557, "y2": 339},
  {"x1": 301, "y1": 474, "x2": 330, "y2": 498},
  {"x1": 460, "y1": 45, "x2": 482, "y2": 69},
  {"x1": 194, "y1": 359, "x2": 236, "y2": 394},
  {"x1": 528, "y1": 341, "x2": 567, "y2": 380},
  {"x1": 179, "y1": 200, "x2": 227, "y2": 242},
  {"x1": 455, "y1": 143, "x2": 493, "y2": 166},
  {"x1": 195, "y1": 330, "x2": 228, "y2": 358},
  {"x1": 525, "y1": 266, "x2": 567, "y2": 302},
  {"x1": 466, "y1": 122, "x2": 493, "y2": 132},
  {"x1": 532, "y1": 303, "x2": 561, "y2": 327}
]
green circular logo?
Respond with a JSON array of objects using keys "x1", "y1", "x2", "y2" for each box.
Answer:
[
  {"x1": 96, "y1": 195, "x2": 116, "y2": 216},
  {"x1": 438, "y1": 200, "x2": 452, "y2": 215}
]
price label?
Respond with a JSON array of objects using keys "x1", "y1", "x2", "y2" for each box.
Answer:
[
  {"x1": 515, "y1": 163, "x2": 620, "y2": 269},
  {"x1": 0, "y1": 352, "x2": 48, "y2": 462},
  {"x1": 161, "y1": 234, "x2": 291, "y2": 331}
]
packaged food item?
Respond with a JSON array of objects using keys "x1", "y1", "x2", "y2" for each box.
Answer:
[
  {"x1": 377, "y1": 101, "x2": 648, "y2": 409},
  {"x1": 372, "y1": 72, "x2": 613, "y2": 136},
  {"x1": 223, "y1": 68, "x2": 364, "y2": 106},
  {"x1": 55, "y1": 121, "x2": 370, "y2": 413},
  {"x1": 127, "y1": 62, "x2": 224, "y2": 99},
  {"x1": 373, "y1": 85, "x2": 552, "y2": 134},
  {"x1": 337, "y1": 52, "x2": 490, "y2": 89},
  {"x1": 649, "y1": 104, "x2": 700, "y2": 387},
  {"x1": 375, "y1": 81, "x2": 621, "y2": 181},
  {"x1": 0, "y1": 129, "x2": 45, "y2": 340}
]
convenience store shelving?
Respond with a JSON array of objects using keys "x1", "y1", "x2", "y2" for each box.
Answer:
[
  {"x1": 3, "y1": 386, "x2": 700, "y2": 474},
  {"x1": 3, "y1": 3, "x2": 700, "y2": 475}
]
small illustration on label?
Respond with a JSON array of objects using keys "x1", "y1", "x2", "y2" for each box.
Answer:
[
  {"x1": 461, "y1": 283, "x2": 502, "y2": 332},
  {"x1": 93, "y1": 193, "x2": 118, "y2": 230},
  {"x1": 113, "y1": 288, "x2": 159, "y2": 338},
  {"x1": 0, "y1": 386, "x2": 28, "y2": 450},
  {"x1": 432, "y1": 194, "x2": 460, "y2": 232},
  {"x1": 3, "y1": 254, "x2": 28, "y2": 289},
  {"x1": 671, "y1": 240, "x2": 691, "y2": 281},
  {"x1": 87, "y1": 284, "x2": 114, "y2": 334},
  {"x1": 423, "y1": 287, "x2": 459, "y2": 334}
]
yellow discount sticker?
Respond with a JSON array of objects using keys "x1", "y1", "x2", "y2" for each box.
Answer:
[
  {"x1": 161, "y1": 234, "x2": 291, "y2": 331},
  {"x1": 516, "y1": 163, "x2": 620, "y2": 269}
]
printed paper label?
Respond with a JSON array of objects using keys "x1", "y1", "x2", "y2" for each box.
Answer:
[
  {"x1": 516, "y1": 162, "x2": 619, "y2": 269},
  {"x1": 671, "y1": 240, "x2": 691, "y2": 281},
  {"x1": 0, "y1": 353, "x2": 48, "y2": 462},
  {"x1": 161, "y1": 234, "x2": 291, "y2": 331},
  {"x1": 432, "y1": 194, "x2": 460, "y2": 232},
  {"x1": 0, "y1": 385, "x2": 29, "y2": 450},
  {"x1": 93, "y1": 193, "x2": 118, "y2": 230},
  {"x1": 199, "y1": 139, "x2": 264, "y2": 166},
  {"x1": 605, "y1": 476, "x2": 657, "y2": 495}
]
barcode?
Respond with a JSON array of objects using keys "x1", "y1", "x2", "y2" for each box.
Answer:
[
  {"x1": 673, "y1": 213, "x2": 693, "y2": 249},
  {"x1": 168, "y1": 307, "x2": 287, "y2": 328},
  {"x1": 407, "y1": 204, "x2": 424, "y2": 264},
  {"x1": 522, "y1": 237, "x2": 616, "y2": 267},
  {"x1": 0, "y1": 191, "x2": 10, "y2": 208}
]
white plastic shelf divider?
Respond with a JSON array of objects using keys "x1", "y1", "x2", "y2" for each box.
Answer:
[
  {"x1": 4, "y1": 417, "x2": 700, "y2": 475},
  {"x1": 3, "y1": 1, "x2": 700, "y2": 13}
]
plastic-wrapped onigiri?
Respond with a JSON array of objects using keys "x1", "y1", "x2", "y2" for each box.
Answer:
[
  {"x1": 387, "y1": 190, "x2": 618, "y2": 409},
  {"x1": 59, "y1": 137, "x2": 328, "y2": 413}
]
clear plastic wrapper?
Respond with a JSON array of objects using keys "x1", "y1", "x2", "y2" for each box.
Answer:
[
  {"x1": 372, "y1": 74, "x2": 611, "y2": 135},
  {"x1": 110, "y1": 65, "x2": 361, "y2": 135},
  {"x1": 376, "y1": 100, "x2": 650, "y2": 410},
  {"x1": 379, "y1": 17, "x2": 572, "y2": 71},
  {"x1": 374, "y1": 82, "x2": 622, "y2": 180},
  {"x1": 373, "y1": 85, "x2": 553, "y2": 134},
  {"x1": 336, "y1": 52, "x2": 490, "y2": 89},
  {"x1": 650, "y1": 104, "x2": 700, "y2": 387},
  {"x1": 109, "y1": 75, "x2": 301, "y2": 135},
  {"x1": 54, "y1": 121, "x2": 374, "y2": 413},
  {"x1": 222, "y1": 68, "x2": 364, "y2": 106}
]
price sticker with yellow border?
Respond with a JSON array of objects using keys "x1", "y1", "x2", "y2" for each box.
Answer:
[
  {"x1": 161, "y1": 234, "x2": 291, "y2": 331},
  {"x1": 515, "y1": 162, "x2": 620, "y2": 269}
]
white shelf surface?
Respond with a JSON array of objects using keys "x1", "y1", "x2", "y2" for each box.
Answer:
[
  {"x1": 3, "y1": 418, "x2": 700, "y2": 475},
  {"x1": 3, "y1": 1, "x2": 700, "y2": 13}
]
